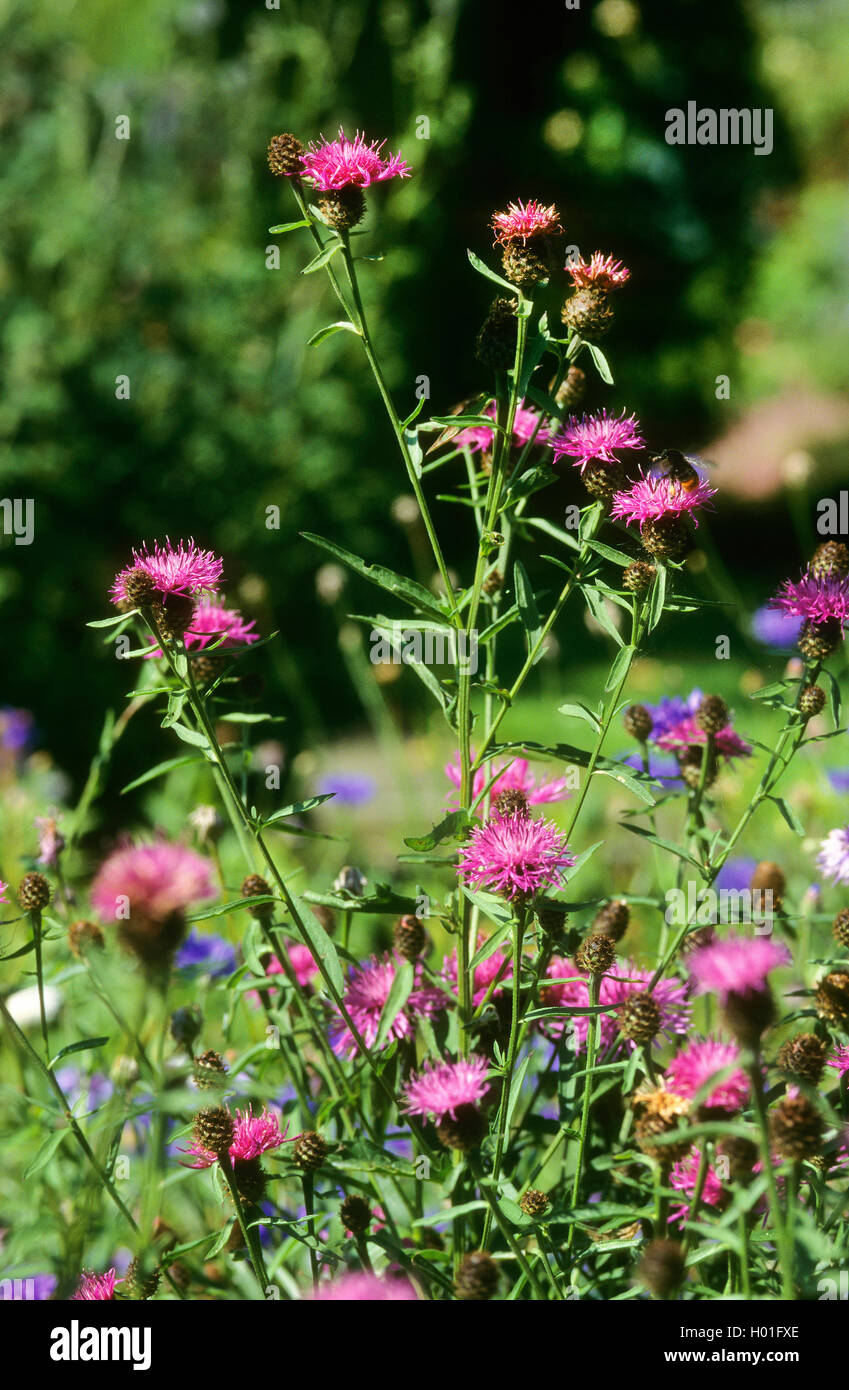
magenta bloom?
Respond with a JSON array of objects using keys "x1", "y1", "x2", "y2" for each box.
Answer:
[
  {"x1": 664, "y1": 1038, "x2": 749, "y2": 1115},
  {"x1": 266, "y1": 944, "x2": 320, "y2": 992},
  {"x1": 817, "y1": 825, "x2": 849, "y2": 885},
  {"x1": 541, "y1": 957, "x2": 691, "y2": 1052},
  {"x1": 110, "y1": 538, "x2": 223, "y2": 605},
  {"x1": 769, "y1": 571, "x2": 849, "y2": 628},
  {"x1": 444, "y1": 751, "x2": 570, "y2": 810},
  {"x1": 403, "y1": 1055, "x2": 490, "y2": 1123},
  {"x1": 0, "y1": 880, "x2": 8, "y2": 905},
  {"x1": 828, "y1": 1046, "x2": 849, "y2": 1079},
  {"x1": 329, "y1": 953, "x2": 447, "y2": 1058},
  {"x1": 35, "y1": 814, "x2": 65, "y2": 869},
  {"x1": 300, "y1": 128, "x2": 411, "y2": 190},
  {"x1": 91, "y1": 840, "x2": 215, "y2": 924},
  {"x1": 669, "y1": 1150, "x2": 726, "y2": 1225},
  {"x1": 457, "y1": 811, "x2": 574, "y2": 901},
  {"x1": 687, "y1": 934, "x2": 791, "y2": 1004},
  {"x1": 611, "y1": 471, "x2": 716, "y2": 528},
  {"x1": 184, "y1": 1106, "x2": 290, "y2": 1169},
  {"x1": 72, "y1": 1268, "x2": 120, "y2": 1301},
  {"x1": 491, "y1": 199, "x2": 561, "y2": 245},
  {"x1": 550, "y1": 409, "x2": 644, "y2": 472},
  {"x1": 185, "y1": 601, "x2": 259, "y2": 652},
  {"x1": 654, "y1": 713, "x2": 752, "y2": 761},
  {"x1": 312, "y1": 1272, "x2": 418, "y2": 1301},
  {"x1": 454, "y1": 400, "x2": 549, "y2": 454},
  {"x1": 443, "y1": 934, "x2": 513, "y2": 1007},
  {"x1": 567, "y1": 252, "x2": 630, "y2": 290}
]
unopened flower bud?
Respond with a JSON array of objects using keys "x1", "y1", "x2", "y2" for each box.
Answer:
[
  {"x1": 169, "y1": 1005, "x2": 202, "y2": 1049},
  {"x1": 776, "y1": 1033, "x2": 826, "y2": 1084},
  {"x1": 575, "y1": 933, "x2": 616, "y2": 976},
  {"x1": 293, "y1": 1130, "x2": 328, "y2": 1172},
  {"x1": 623, "y1": 560, "x2": 656, "y2": 594},
  {"x1": 340, "y1": 1194, "x2": 372, "y2": 1234},
  {"x1": 519, "y1": 1188, "x2": 550, "y2": 1219},
  {"x1": 454, "y1": 1250, "x2": 500, "y2": 1301},
  {"x1": 799, "y1": 684, "x2": 825, "y2": 718},
  {"x1": 624, "y1": 704, "x2": 653, "y2": 741},
  {"x1": 810, "y1": 540, "x2": 849, "y2": 580},
  {"x1": 638, "y1": 1239, "x2": 686, "y2": 1298},
  {"x1": 18, "y1": 872, "x2": 51, "y2": 911},
  {"x1": 393, "y1": 914, "x2": 427, "y2": 961},
  {"x1": 241, "y1": 874, "x2": 275, "y2": 919},
  {"x1": 695, "y1": 694, "x2": 728, "y2": 735},
  {"x1": 267, "y1": 132, "x2": 305, "y2": 178},
  {"x1": 769, "y1": 1093, "x2": 824, "y2": 1161}
]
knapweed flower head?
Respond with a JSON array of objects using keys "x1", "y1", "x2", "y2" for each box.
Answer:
[
  {"x1": 266, "y1": 944, "x2": 321, "y2": 992},
  {"x1": 769, "y1": 571, "x2": 849, "y2": 628},
  {"x1": 664, "y1": 1037, "x2": 749, "y2": 1115},
  {"x1": 312, "y1": 1271, "x2": 418, "y2": 1300},
  {"x1": 402, "y1": 1055, "x2": 490, "y2": 1124},
  {"x1": 110, "y1": 539, "x2": 223, "y2": 605},
  {"x1": 457, "y1": 810, "x2": 574, "y2": 900},
  {"x1": 184, "y1": 1106, "x2": 289, "y2": 1169},
  {"x1": 817, "y1": 825, "x2": 849, "y2": 885},
  {"x1": 443, "y1": 934, "x2": 513, "y2": 1007},
  {"x1": 184, "y1": 601, "x2": 259, "y2": 652},
  {"x1": 687, "y1": 934, "x2": 791, "y2": 1004},
  {"x1": 491, "y1": 199, "x2": 561, "y2": 245},
  {"x1": 34, "y1": 814, "x2": 65, "y2": 869},
  {"x1": 72, "y1": 1268, "x2": 120, "y2": 1300},
  {"x1": 611, "y1": 471, "x2": 716, "y2": 528},
  {"x1": 453, "y1": 400, "x2": 549, "y2": 453},
  {"x1": 91, "y1": 840, "x2": 216, "y2": 924},
  {"x1": 0, "y1": 880, "x2": 8, "y2": 906},
  {"x1": 567, "y1": 252, "x2": 630, "y2": 290},
  {"x1": 540, "y1": 958, "x2": 690, "y2": 1052},
  {"x1": 329, "y1": 953, "x2": 446, "y2": 1057},
  {"x1": 653, "y1": 711, "x2": 752, "y2": 762},
  {"x1": 550, "y1": 409, "x2": 644, "y2": 472},
  {"x1": 828, "y1": 1046, "x2": 849, "y2": 1079},
  {"x1": 444, "y1": 751, "x2": 570, "y2": 809},
  {"x1": 669, "y1": 1150, "x2": 726, "y2": 1225},
  {"x1": 299, "y1": 128, "x2": 411, "y2": 190}
]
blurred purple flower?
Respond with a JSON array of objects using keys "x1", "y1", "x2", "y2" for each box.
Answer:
[
  {"x1": 55, "y1": 1067, "x2": 113, "y2": 1112},
  {"x1": 317, "y1": 772, "x2": 376, "y2": 806},
  {"x1": 751, "y1": 605, "x2": 803, "y2": 650},
  {"x1": 0, "y1": 707, "x2": 35, "y2": 757},
  {"x1": 828, "y1": 770, "x2": 849, "y2": 794},
  {"x1": 176, "y1": 930, "x2": 237, "y2": 978},
  {"x1": 715, "y1": 858, "x2": 757, "y2": 893}
]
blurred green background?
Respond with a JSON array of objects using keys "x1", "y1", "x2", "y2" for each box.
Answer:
[{"x1": 2, "y1": 0, "x2": 849, "y2": 815}]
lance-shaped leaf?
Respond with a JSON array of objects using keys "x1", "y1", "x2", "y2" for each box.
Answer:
[
  {"x1": 404, "y1": 809, "x2": 470, "y2": 852},
  {"x1": 302, "y1": 532, "x2": 449, "y2": 623}
]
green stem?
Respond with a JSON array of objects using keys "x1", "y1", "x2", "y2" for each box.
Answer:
[
  {"x1": 481, "y1": 904, "x2": 526, "y2": 1248},
  {"x1": 567, "y1": 974, "x2": 601, "y2": 1248},
  {"x1": 747, "y1": 1057, "x2": 794, "y2": 1298}
]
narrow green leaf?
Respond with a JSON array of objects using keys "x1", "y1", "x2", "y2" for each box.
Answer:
[
  {"x1": 169, "y1": 722, "x2": 211, "y2": 750},
  {"x1": 121, "y1": 753, "x2": 205, "y2": 794},
  {"x1": 514, "y1": 560, "x2": 544, "y2": 661},
  {"x1": 24, "y1": 1129, "x2": 69, "y2": 1179},
  {"x1": 262, "y1": 794, "x2": 336, "y2": 827},
  {"x1": 375, "y1": 961, "x2": 414, "y2": 1048},
  {"x1": 306, "y1": 320, "x2": 361, "y2": 347},
  {"x1": 301, "y1": 533, "x2": 448, "y2": 623},
  {"x1": 49, "y1": 1037, "x2": 109, "y2": 1069},
  {"x1": 301, "y1": 240, "x2": 342, "y2": 274},
  {"x1": 404, "y1": 810, "x2": 469, "y2": 852},
  {"x1": 296, "y1": 900, "x2": 345, "y2": 996},
  {"x1": 585, "y1": 342, "x2": 614, "y2": 384},
  {"x1": 268, "y1": 219, "x2": 310, "y2": 234}
]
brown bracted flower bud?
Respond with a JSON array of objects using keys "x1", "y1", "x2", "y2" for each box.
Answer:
[
  {"x1": 695, "y1": 694, "x2": 728, "y2": 736},
  {"x1": 501, "y1": 239, "x2": 553, "y2": 288},
  {"x1": 575, "y1": 933, "x2": 616, "y2": 976},
  {"x1": 436, "y1": 1104, "x2": 487, "y2": 1153},
  {"x1": 634, "y1": 1106, "x2": 691, "y2": 1165},
  {"x1": 120, "y1": 568, "x2": 157, "y2": 608},
  {"x1": 492, "y1": 788, "x2": 530, "y2": 819},
  {"x1": 776, "y1": 1033, "x2": 826, "y2": 1085},
  {"x1": 476, "y1": 298, "x2": 518, "y2": 371},
  {"x1": 241, "y1": 874, "x2": 275, "y2": 919},
  {"x1": 640, "y1": 514, "x2": 690, "y2": 559},
  {"x1": 191, "y1": 653, "x2": 227, "y2": 687},
  {"x1": 192, "y1": 1106, "x2": 234, "y2": 1158},
  {"x1": 832, "y1": 907, "x2": 849, "y2": 951},
  {"x1": 679, "y1": 745, "x2": 718, "y2": 790},
  {"x1": 393, "y1": 914, "x2": 427, "y2": 961},
  {"x1": 624, "y1": 704, "x2": 653, "y2": 742},
  {"x1": 68, "y1": 919, "x2": 104, "y2": 956},
  {"x1": 622, "y1": 560, "x2": 656, "y2": 594},
  {"x1": 293, "y1": 1130, "x2": 328, "y2": 1172},
  {"x1": 619, "y1": 992, "x2": 661, "y2": 1044},
  {"x1": 750, "y1": 860, "x2": 785, "y2": 911},
  {"x1": 267, "y1": 132, "x2": 305, "y2": 178},
  {"x1": 454, "y1": 1250, "x2": 500, "y2": 1301},
  {"x1": 815, "y1": 970, "x2": 849, "y2": 1027},
  {"x1": 799, "y1": 683, "x2": 826, "y2": 718},
  {"x1": 718, "y1": 1134, "x2": 759, "y2": 1183},
  {"x1": 233, "y1": 1157, "x2": 267, "y2": 1205},
  {"x1": 340, "y1": 1194, "x2": 372, "y2": 1235},
  {"x1": 124, "y1": 1254, "x2": 160, "y2": 1301},
  {"x1": 798, "y1": 618, "x2": 843, "y2": 662},
  {"x1": 561, "y1": 287, "x2": 614, "y2": 339},
  {"x1": 169, "y1": 1005, "x2": 201, "y2": 1050},
  {"x1": 316, "y1": 186, "x2": 365, "y2": 231},
  {"x1": 194, "y1": 1048, "x2": 229, "y2": 1090},
  {"x1": 680, "y1": 924, "x2": 716, "y2": 956},
  {"x1": 536, "y1": 899, "x2": 568, "y2": 939},
  {"x1": 638, "y1": 1239, "x2": 686, "y2": 1298},
  {"x1": 18, "y1": 872, "x2": 51, "y2": 912},
  {"x1": 722, "y1": 985, "x2": 776, "y2": 1048},
  {"x1": 769, "y1": 1093, "x2": 824, "y2": 1161},
  {"x1": 519, "y1": 1188, "x2": 550, "y2": 1219},
  {"x1": 554, "y1": 365, "x2": 586, "y2": 412},
  {"x1": 581, "y1": 459, "x2": 626, "y2": 500},
  {"x1": 593, "y1": 899, "x2": 630, "y2": 942},
  {"x1": 482, "y1": 569, "x2": 503, "y2": 597},
  {"x1": 810, "y1": 540, "x2": 849, "y2": 580},
  {"x1": 151, "y1": 593, "x2": 196, "y2": 642}
]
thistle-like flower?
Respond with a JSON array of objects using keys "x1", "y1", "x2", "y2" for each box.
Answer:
[
  {"x1": 566, "y1": 252, "x2": 630, "y2": 290},
  {"x1": 72, "y1": 1268, "x2": 120, "y2": 1300},
  {"x1": 664, "y1": 1037, "x2": 750, "y2": 1115},
  {"x1": 402, "y1": 1055, "x2": 490, "y2": 1124},
  {"x1": 456, "y1": 810, "x2": 574, "y2": 900},
  {"x1": 453, "y1": 400, "x2": 549, "y2": 453},
  {"x1": 312, "y1": 1272, "x2": 418, "y2": 1300},
  {"x1": 817, "y1": 824, "x2": 849, "y2": 885},
  {"x1": 687, "y1": 934, "x2": 790, "y2": 1002},
  {"x1": 91, "y1": 840, "x2": 215, "y2": 924},
  {"x1": 611, "y1": 471, "x2": 716, "y2": 528},
  {"x1": 669, "y1": 1149, "x2": 727, "y2": 1225},
  {"x1": 299, "y1": 128, "x2": 411, "y2": 189},
  {"x1": 183, "y1": 1106, "x2": 290, "y2": 1169},
  {"x1": 490, "y1": 199, "x2": 561, "y2": 245},
  {"x1": 769, "y1": 571, "x2": 849, "y2": 628},
  {"x1": 540, "y1": 957, "x2": 690, "y2": 1051},
  {"x1": 184, "y1": 601, "x2": 259, "y2": 651},
  {"x1": 550, "y1": 409, "x2": 644, "y2": 472},
  {"x1": 328, "y1": 954, "x2": 446, "y2": 1057},
  {"x1": 110, "y1": 538, "x2": 223, "y2": 605},
  {"x1": 444, "y1": 751, "x2": 570, "y2": 809}
]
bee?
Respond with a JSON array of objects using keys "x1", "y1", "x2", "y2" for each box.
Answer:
[{"x1": 651, "y1": 447, "x2": 711, "y2": 493}]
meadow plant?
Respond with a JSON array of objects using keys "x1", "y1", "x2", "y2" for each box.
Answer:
[{"x1": 2, "y1": 126, "x2": 849, "y2": 1306}]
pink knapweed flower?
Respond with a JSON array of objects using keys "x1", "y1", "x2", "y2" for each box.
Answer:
[
  {"x1": 0, "y1": 881, "x2": 9, "y2": 905},
  {"x1": 185, "y1": 601, "x2": 259, "y2": 652},
  {"x1": 567, "y1": 252, "x2": 630, "y2": 290},
  {"x1": 299, "y1": 128, "x2": 411, "y2": 190},
  {"x1": 266, "y1": 944, "x2": 320, "y2": 992},
  {"x1": 91, "y1": 840, "x2": 215, "y2": 924},
  {"x1": 817, "y1": 825, "x2": 849, "y2": 885},
  {"x1": 457, "y1": 811, "x2": 574, "y2": 901},
  {"x1": 444, "y1": 751, "x2": 570, "y2": 810},
  {"x1": 687, "y1": 934, "x2": 791, "y2": 1004},
  {"x1": 540, "y1": 957, "x2": 691, "y2": 1052},
  {"x1": 550, "y1": 409, "x2": 644, "y2": 472},
  {"x1": 828, "y1": 1046, "x2": 849, "y2": 1079},
  {"x1": 329, "y1": 953, "x2": 446, "y2": 1058},
  {"x1": 611, "y1": 471, "x2": 716, "y2": 528},
  {"x1": 453, "y1": 400, "x2": 549, "y2": 454},
  {"x1": 312, "y1": 1271, "x2": 418, "y2": 1301},
  {"x1": 669, "y1": 1149, "x2": 726, "y2": 1225},
  {"x1": 654, "y1": 714, "x2": 752, "y2": 761},
  {"x1": 769, "y1": 571, "x2": 849, "y2": 628},
  {"x1": 110, "y1": 538, "x2": 223, "y2": 605},
  {"x1": 72, "y1": 1268, "x2": 120, "y2": 1301},
  {"x1": 664, "y1": 1037, "x2": 749, "y2": 1115},
  {"x1": 442, "y1": 934, "x2": 513, "y2": 1007},
  {"x1": 35, "y1": 814, "x2": 65, "y2": 869},
  {"x1": 402, "y1": 1055, "x2": 490, "y2": 1123},
  {"x1": 491, "y1": 199, "x2": 561, "y2": 245},
  {"x1": 184, "y1": 1106, "x2": 290, "y2": 1169}
]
